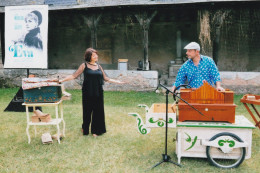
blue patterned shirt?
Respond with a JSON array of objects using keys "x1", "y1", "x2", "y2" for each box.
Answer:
[{"x1": 173, "y1": 55, "x2": 221, "y2": 88}]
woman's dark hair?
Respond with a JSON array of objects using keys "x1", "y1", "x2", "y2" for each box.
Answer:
[
  {"x1": 31, "y1": 10, "x2": 42, "y2": 25},
  {"x1": 84, "y1": 48, "x2": 97, "y2": 62}
]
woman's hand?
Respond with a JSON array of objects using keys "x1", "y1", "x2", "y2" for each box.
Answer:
[
  {"x1": 117, "y1": 80, "x2": 127, "y2": 84},
  {"x1": 108, "y1": 79, "x2": 127, "y2": 84}
]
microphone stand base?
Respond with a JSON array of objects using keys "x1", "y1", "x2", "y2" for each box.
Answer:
[{"x1": 150, "y1": 154, "x2": 182, "y2": 170}]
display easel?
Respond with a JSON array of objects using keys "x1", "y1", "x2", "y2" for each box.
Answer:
[{"x1": 4, "y1": 69, "x2": 41, "y2": 112}]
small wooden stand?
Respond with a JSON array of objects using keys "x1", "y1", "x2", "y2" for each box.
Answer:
[
  {"x1": 22, "y1": 100, "x2": 65, "y2": 144},
  {"x1": 240, "y1": 94, "x2": 260, "y2": 129}
]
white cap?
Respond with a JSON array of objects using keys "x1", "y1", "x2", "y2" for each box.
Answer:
[{"x1": 184, "y1": 42, "x2": 200, "y2": 51}]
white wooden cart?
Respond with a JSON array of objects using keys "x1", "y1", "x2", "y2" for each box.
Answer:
[
  {"x1": 176, "y1": 115, "x2": 255, "y2": 168},
  {"x1": 128, "y1": 103, "x2": 176, "y2": 134},
  {"x1": 129, "y1": 104, "x2": 255, "y2": 168}
]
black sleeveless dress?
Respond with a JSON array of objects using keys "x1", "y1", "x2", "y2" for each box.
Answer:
[{"x1": 82, "y1": 63, "x2": 106, "y2": 135}]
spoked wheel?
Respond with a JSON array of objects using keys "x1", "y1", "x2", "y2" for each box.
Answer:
[{"x1": 206, "y1": 132, "x2": 246, "y2": 169}]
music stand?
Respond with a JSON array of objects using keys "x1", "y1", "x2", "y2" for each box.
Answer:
[
  {"x1": 151, "y1": 83, "x2": 204, "y2": 169},
  {"x1": 151, "y1": 83, "x2": 181, "y2": 169}
]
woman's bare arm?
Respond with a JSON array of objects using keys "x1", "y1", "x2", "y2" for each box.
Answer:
[
  {"x1": 60, "y1": 63, "x2": 85, "y2": 83},
  {"x1": 99, "y1": 65, "x2": 125, "y2": 84}
]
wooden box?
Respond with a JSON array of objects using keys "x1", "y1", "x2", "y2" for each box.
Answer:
[
  {"x1": 31, "y1": 115, "x2": 40, "y2": 123},
  {"x1": 31, "y1": 114, "x2": 51, "y2": 123},
  {"x1": 146, "y1": 103, "x2": 176, "y2": 128},
  {"x1": 178, "y1": 103, "x2": 236, "y2": 123},
  {"x1": 23, "y1": 86, "x2": 62, "y2": 103},
  {"x1": 178, "y1": 83, "x2": 236, "y2": 123},
  {"x1": 39, "y1": 114, "x2": 51, "y2": 122}
]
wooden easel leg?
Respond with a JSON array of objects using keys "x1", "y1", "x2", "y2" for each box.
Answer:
[
  {"x1": 251, "y1": 104, "x2": 260, "y2": 128},
  {"x1": 243, "y1": 103, "x2": 260, "y2": 129}
]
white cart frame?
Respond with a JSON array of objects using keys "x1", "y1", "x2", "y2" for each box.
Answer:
[
  {"x1": 129, "y1": 103, "x2": 256, "y2": 168},
  {"x1": 176, "y1": 116, "x2": 255, "y2": 168},
  {"x1": 22, "y1": 100, "x2": 65, "y2": 144}
]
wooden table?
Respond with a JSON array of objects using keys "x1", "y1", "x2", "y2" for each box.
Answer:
[{"x1": 22, "y1": 100, "x2": 65, "y2": 144}]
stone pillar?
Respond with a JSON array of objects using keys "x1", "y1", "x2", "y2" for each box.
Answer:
[
  {"x1": 167, "y1": 64, "x2": 182, "y2": 86},
  {"x1": 135, "y1": 11, "x2": 157, "y2": 70},
  {"x1": 175, "y1": 30, "x2": 183, "y2": 64},
  {"x1": 166, "y1": 30, "x2": 182, "y2": 86}
]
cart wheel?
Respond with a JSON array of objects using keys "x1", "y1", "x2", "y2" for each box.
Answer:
[{"x1": 206, "y1": 132, "x2": 246, "y2": 169}]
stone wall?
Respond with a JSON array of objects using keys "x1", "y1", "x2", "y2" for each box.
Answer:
[
  {"x1": 1, "y1": 3, "x2": 260, "y2": 94},
  {"x1": 0, "y1": 69, "x2": 158, "y2": 91},
  {"x1": 1, "y1": 69, "x2": 260, "y2": 94},
  {"x1": 198, "y1": 7, "x2": 260, "y2": 71},
  {"x1": 46, "y1": 7, "x2": 197, "y2": 74},
  {"x1": 1, "y1": 4, "x2": 260, "y2": 73},
  {"x1": 220, "y1": 72, "x2": 260, "y2": 94}
]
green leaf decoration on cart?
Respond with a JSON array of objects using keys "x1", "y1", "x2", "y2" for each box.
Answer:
[
  {"x1": 128, "y1": 104, "x2": 176, "y2": 134},
  {"x1": 148, "y1": 117, "x2": 174, "y2": 127},
  {"x1": 185, "y1": 133, "x2": 198, "y2": 151},
  {"x1": 137, "y1": 118, "x2": 149, "y2": 134},
  {"x1": 128, "y1": 113, "x2": 151, "y2": 135},
  {"x1": 218, "y1": 139, "x2": 235, "y2": 147}
]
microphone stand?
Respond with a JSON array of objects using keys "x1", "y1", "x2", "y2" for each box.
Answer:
[{"x1": 151, "y1": 83, "x2": 204, "y2": 169}]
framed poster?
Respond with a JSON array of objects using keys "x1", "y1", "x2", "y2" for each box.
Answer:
[{"x1": 4, "y1": 5, "x2": 48, "y2": 69}]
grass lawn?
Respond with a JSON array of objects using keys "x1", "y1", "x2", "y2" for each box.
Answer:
[{"x1": 0, "y1": 88, "x2": 259, "y2": 173}]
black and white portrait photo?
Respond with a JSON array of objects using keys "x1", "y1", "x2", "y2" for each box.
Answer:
[
  {"x1": 4, "y1": 5, "x2": 48, "y2": 69},
  {"x1": 24, "y1": 10, "x2": 43, "y2": 50}
]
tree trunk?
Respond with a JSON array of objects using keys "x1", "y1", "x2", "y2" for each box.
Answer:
[
  {"x1": 135, "y1": 11, "x2": 157, "y2": 70},
  {"x1": 84, "y1": 14, "x2": 102, "y2": 49}
]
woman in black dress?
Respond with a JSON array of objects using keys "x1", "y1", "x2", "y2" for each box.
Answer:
[{"x1": 60, "y1": 48, "x2": 125, "y2": 137}]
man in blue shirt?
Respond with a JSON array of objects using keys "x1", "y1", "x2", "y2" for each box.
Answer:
[{"x1": 172, "y1": 42, "x2": 224, "y2": 92}]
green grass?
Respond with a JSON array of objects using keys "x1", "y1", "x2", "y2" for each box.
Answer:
[{"x1": 0, "y1": 88, "x2": 259, "y2": 173}]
